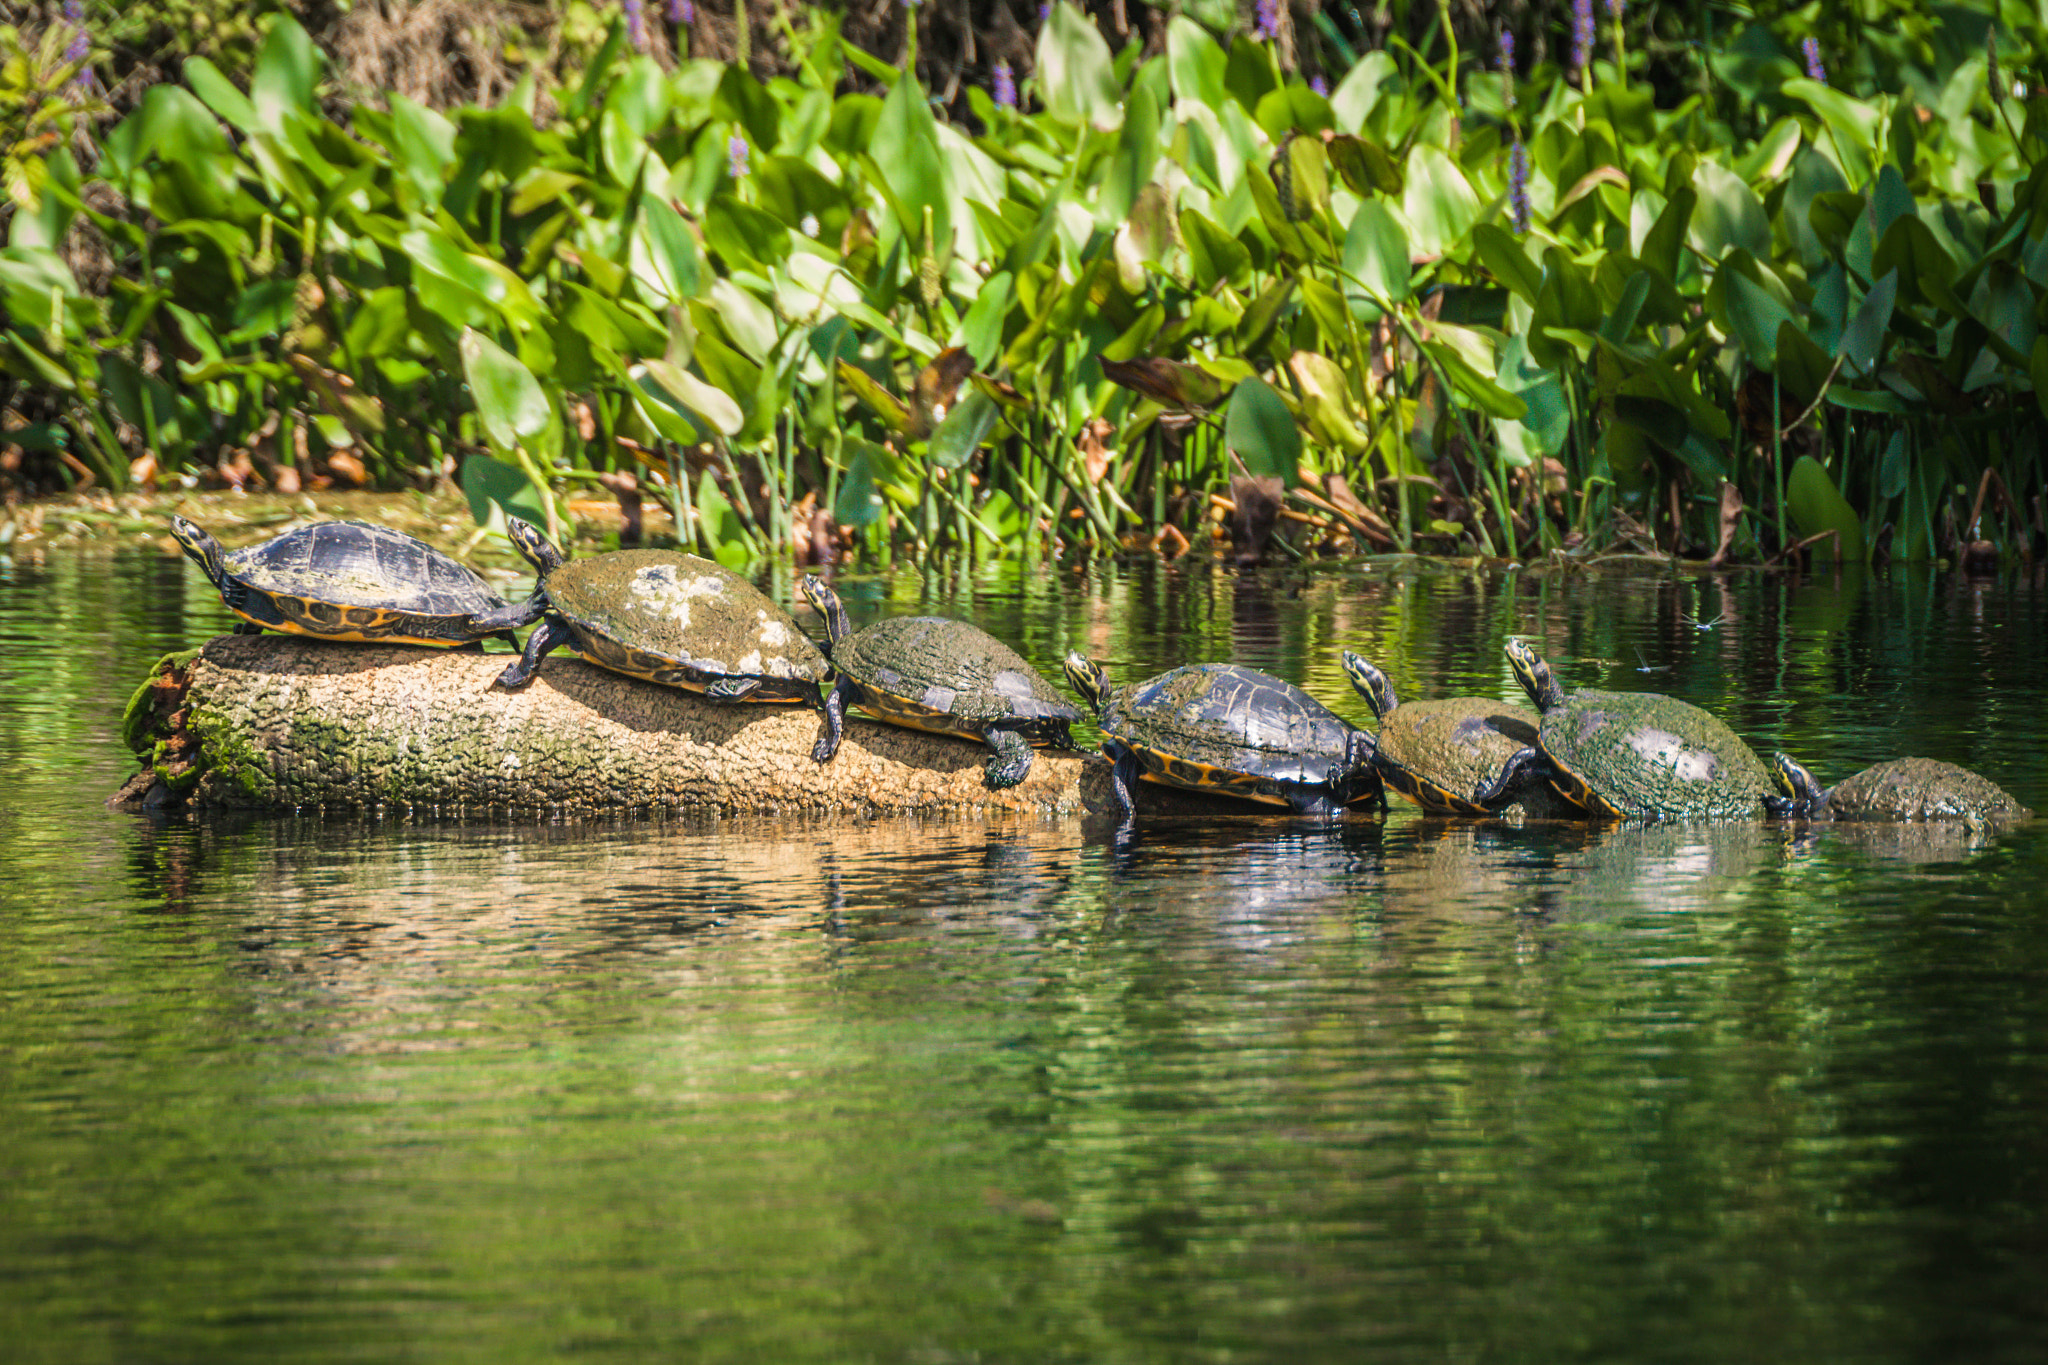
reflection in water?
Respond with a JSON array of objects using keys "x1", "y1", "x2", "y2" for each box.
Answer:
[{"x1": 2, "y1": 550, "x2": 2047, "y2": 1362}]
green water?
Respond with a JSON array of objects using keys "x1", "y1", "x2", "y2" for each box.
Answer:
[{"x1": 3, "y1": 546, "x2": 2046, "y2": 1362}]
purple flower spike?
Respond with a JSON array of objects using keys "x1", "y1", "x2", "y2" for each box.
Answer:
[
  {"x1": 1509, "y1": 137, "x2": 1531, "y2": 235},
  {"x1": 62, "y1": 0, "x2": 89, "y2": 79},
  {"x1": 1309, "y1": 74, "x2": 1328, "y2": 97},
  {"x1": 1572, "y1": 0, "x2": 1594, "y2": 74},
  {"x1": 1499, "y1": 30, "x2": 1516, "y2": 108},
  {"x1": 1255, "y1": 0, "x2": 1282, "y2": 41},
  {"x1": 1038, "y1": 1, "x2": 1052, "y2": 23},
  {"x1": 623, "y1": 0, "x2": 646, "y2": 50},
  {"x1": 992, "y1": 61, "x2": 1017, "y2": 108},
  {"x1": 728, "y1": 134, "x2": 750, "y2": 180},
  {"x1": 1607, "y1": 0, "x2": 1624, "y2": 19},
  {"x1": 668, "y1": 0, "x2": 692, "y2": 22},
  {"x1": 1801, "y1": 36, "x2": 1827, "y2": 85}
]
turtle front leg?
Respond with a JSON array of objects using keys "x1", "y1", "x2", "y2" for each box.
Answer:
[
  {"x1": 811, "y1": 677, "x2": 847, "y2": 763},
  {"x1": 232, "y1": 622, "x2": 266, "y2": 636},
  {"x1": 1473, "y1": 746, "x2": 1542, "y2": 810},
  {"x1": 981, "y1": 727, "x2": 1035, "y2": 789},
  {"x1": 1106, "y1": 744, "x2": 1140, "y2": 840},
  {"x1": 495, "y1": 617, "x2": 571, "y2": 689},
  {"x1": 1285, "y1": 780, "x2": 1341, "y2": 821}
]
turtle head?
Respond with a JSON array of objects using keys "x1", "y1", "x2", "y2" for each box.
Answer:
[
  {"x1": 1771, "y1": 752, "x2": 1828, "y2": 805},
  {"x1": 1505, "y1": 638, "x2": 1564, "y2": 711},
  {"x1": 168, "y1": 516, "x2": 227, "y2": 588},
  {"x1": 1062, "y1": 651, "x2": 1110, "y2": 712},
  {"x1": 799, "y1": 574, "x2": 851, "y2": 648},
  {"x1": 1341, "y1": 651, "x2": 1397, "y2": 722},
  {"x1": 503, "y1": 517, "x2": 567, "y2": 576}
]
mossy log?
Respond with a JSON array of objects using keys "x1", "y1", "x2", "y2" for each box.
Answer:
[{"x1": 110, "y1": 634, "x2": 1253, "y2": 821}]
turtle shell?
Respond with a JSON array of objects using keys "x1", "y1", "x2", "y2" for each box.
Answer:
[
  {"x1": 173, "y1": 516, "x2": 513, "y2": 646},
  {"x1": 1507, "y1": 638, "x2": 1771, "y2": 820},
  {"x1": 829, "y1": 614, "x2": 1080, "y2": 742},
  {"x1": 543, "y1": 550, "x2": 828, "y2": 702},
  {"x1": 1375, "y1": 696, "x2": 1582, "y2": 818},
  {"x1": 1096, "y1": 663, "x2": 1379, "y2": 808},
  {"x1": 1813, "y1": 757, "x2": 2029, "y2": 822},
  {"x1": 1537, "y1": 688, "x2": 1773, "y2": 819}
]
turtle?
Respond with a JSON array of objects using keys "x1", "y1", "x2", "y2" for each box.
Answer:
[
  {"x1": 170, "y1": 515, "x2": 522, "y2": 648},
  {"x1": 1062, "y1": 653, "x2": 1383, "y2": 833},
  {"x1": 1339, "y1": 650, "x2": 1585, "y2": 818},
  {"x1": 1765, "y1": 753, "x2": 2031, "y2": 823},
  {"x1": 480, "y1": 518, "x2": 828, "y2": 704},
  {"x1": 1476, "y1": 638, "x2": 1775, "y2": 820},
  {"x1": 800, "y1": 576, "x2": 1080, "y2": 789}
]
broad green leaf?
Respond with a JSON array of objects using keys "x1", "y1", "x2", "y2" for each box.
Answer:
[
  {"x1": 1839, "y1": 269, "x2": 1897, "y2": 376},
  {"x1": 460, "y1": 328, "x2": 556, "y2": 459},
  {"x1": 1423, "y1": 340, "x2": 1525, "y2": 420},
  {"x1": 834, "y1": 440, "x2": 884, "y2": 527},
  {"x1": 1037, "y1": 2, "x2": 1123, "y2": 131},
  {"x1": 1179, "y1": 208, "x2": 1250, "y2": 289},
  {"x1": 462, "y1": 454, "x2": 549, "y2": 532},
  {"x1": 1325, "y1": 134, "x2": 1403, "y2": 197},
  {"x1": 1329, "y1": 51, "x2": 1398, "y2": 129},
  {"x1": 1165, "y1": 15, "x2": 1226, "y2": 106},
  {"x1": 868, "y1": 72, "x2": 949, "y2": 244},
  {"x1": 605, "y1": 54, "x2": 672, "y2": 138},
  {"x1": 643, "y1": 357, "x2": 744, "y2": 436},
  {"x1": 1492, "y1": 330, "x2": 1568, "y2": 467},
  {"x1": 631, "y1": 196, "x2": 703, "y2": 302},
  {"x1": 1341, "y1": 198, "x2": 1410, "y2": 309},
  {"x1": 251, "y1": 15, "x2": 320, "y2": 131},
  {"x1": 1222, "y1": 36, "x2": 1279, "y2": 115},
  {"x1": 1786, "y1": 454, "x2": 1864, "y2": 561},
  {"x1": 703, "y1": 195, "x2": 791, "y2": 270},
  {"x1": 1877, "y1": 428, "x2": 1911, "y2": 499},
  {"x1": 927, "y1": 387, "x2": 999, "y2": 469},
  {"x1": 1102, "y1": 81, "x2": 1162, "y2": 224},
  {"x1": 1869, "y1": 163, "x2": 1915, "y2": 238},
  {"x1": 1689, "y1": 161, "x2": 1770, "y2": 261},
  {"x1": 1871, "y1": 216, "x2": 1959, "y2": 312},
  {"x1": 1471, "y1": 223, "x2": 1540, "y2": 304},
  {"x1": 714, "y1": 63, "x2": 781, "y2": 149},
  {"x1": 1224, "y1": 376, "x2": 1301, "y2": 485},
  {"x1": 695, "y1": 469, "x2": 755, "y2": 569},
  {"x1": 1401, "y1": 146, "x2": 1481, "y2": 259},
  {"x1": 1776, "y1": 321, "x2": 1835, "y2": 407},
  {"x1": 1725, "y1": 268, "x2": 1797, "y2": 368},
  {"x1": 183, "y1": 56, "x2": 257, "y2": 132}
]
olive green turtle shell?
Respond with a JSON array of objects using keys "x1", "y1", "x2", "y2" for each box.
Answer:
[
  {"x1": 1095, "y1": 664, "x2": 1378, "y2": 807},
  {"x1": 828, "y1": 614, "x2": 1079, "y2": 742},
  {"x1": 1537, "y1": 687, "x2": 1773, "y2": 819},
  {"x1": 1808, "y1": 757, "x2": 2029, "y2": 822},
  {"x1": 544, "y1": 550, "x2": 828, "y2": 699},
  {"x1": 172, "y1": 516, "x2": 512, "y2": 646},
  {"x1": 1375, "y1": 696, "x2": 1580, "y2": 818}
]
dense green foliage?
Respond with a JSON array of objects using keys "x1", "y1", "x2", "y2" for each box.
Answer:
[{"x1": 3, "y1": 2, "x2": 2046, "y2": 565}]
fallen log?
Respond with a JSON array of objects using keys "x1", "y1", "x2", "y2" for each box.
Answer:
[{"x1": 109, "y1": 634, "x2": 1264, "y2": 821}]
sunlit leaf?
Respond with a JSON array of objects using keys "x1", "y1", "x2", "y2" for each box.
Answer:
[
  {"x1": 1224, "y1": 375, "x2": 1300, "y2": 485},
  {"x1": 1037, "y1": 2, "x2": 1123, "y2": 131}
]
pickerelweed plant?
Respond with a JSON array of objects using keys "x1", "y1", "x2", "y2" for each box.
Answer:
[{"x1": 2, "y1": 1, "x2": 2046, "y2": 569}]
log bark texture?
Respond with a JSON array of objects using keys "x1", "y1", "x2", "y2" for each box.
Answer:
[{"x1": 114, "y1": 635, "x2": 1234, "y2": 820}]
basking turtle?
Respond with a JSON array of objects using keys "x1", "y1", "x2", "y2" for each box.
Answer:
[
  {"x1": 482, "y1": 519, "x2": 828, "y2": 704},
  {"x1": 801, "y1": 576, "x2": 1079, "y2": 789},
  {"x1": 1478, "y1": 639, "x2": 1774, "y2": 820},
  {"x1": 1063, "y1": 653, "x2": 1382, "y2": 832},
  {"x1": 1766, "y1": 753, "x2": 2031, "y2": 823},
  {"x1": 1340, "y1": 651, "x2": 1583, "y2": 818},
  {"x1": 170, "y1": 515, "x2": 521, "y2": 647}
]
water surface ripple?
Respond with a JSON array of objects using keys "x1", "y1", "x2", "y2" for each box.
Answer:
[{"x1": 2, "y1": 549, "x2": 2045, "y2": 1362}]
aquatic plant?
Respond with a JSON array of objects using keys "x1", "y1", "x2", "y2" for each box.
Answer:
[{"x1": 0, "y1": 2, "x2": 2042, "y2": 574}]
